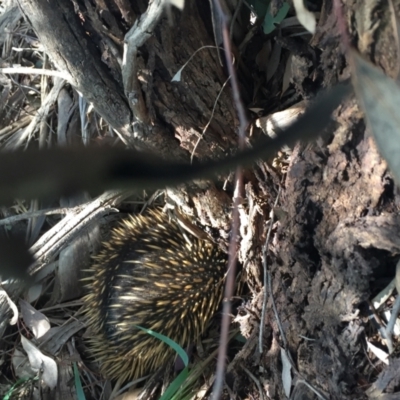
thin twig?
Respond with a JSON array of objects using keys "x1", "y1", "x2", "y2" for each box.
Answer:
[
  {"x1": 296, "y1": 380, "x2": 329, "y2": 400},
  {"x1": 0, "y1": 66, "x2": 71, "y2": 81},
  {"x1": 211, "y1": 0, "x2": 249, "y2": 397},
  {"x1": 191, "y1": 74, "x2": 231, "y2": 162},
  {"x1": 213, "y1": 170, "x2": 242, "y2": 399},
  {"x1": 123, "y1": 0, "x2": 164, "y2": 123},
  {"x1": 259, "y1": 186, "x2": 281, "y2": 354},
  {"x1": 243, "y1": 366, "x2": 265, "y2": 400},
  {"x1": 230, "y1": 0, "x2": 243, "y2": 40},
  {"x1": 0, "y1": 207, "x2": 76, "y2": 227},
  {"x1": 332, "y1": 0, "x2": 351, "y2": 51}
]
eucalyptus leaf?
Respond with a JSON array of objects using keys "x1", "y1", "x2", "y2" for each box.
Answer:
[
  {"x1": 263, "y1": 2, "x2": 290, "y2": 34},
  {"x1": 351, "y1": 52, "x2": 400, "y2": 184},
  {"x1": 73, "y1": 362, "x2": 86, "y2": 400}
]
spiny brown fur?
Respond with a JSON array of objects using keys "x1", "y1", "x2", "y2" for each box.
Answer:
[{"x1": 82, "y1": 209, "x2": 226, "y2": 381}]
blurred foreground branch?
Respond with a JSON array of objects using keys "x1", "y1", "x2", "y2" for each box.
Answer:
[{"x1": 0, "y1": 83, "x2": 350, "y2": 205}]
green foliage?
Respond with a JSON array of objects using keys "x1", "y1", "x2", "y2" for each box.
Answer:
[
  {"x1": 3, "y1": 378, "x2": 37, "y2": 400},
  {"x1": 247, "y1": 0, "x2": 290, "y2": 34},
  {"x1": 160, "y1": 368, "x2": 189, "y2": 400},
  {"x1": 73, "y1": 362, "x2": 86, "y2": 400},
  {"x1": 263, "y1": 2, "x2": 290, "y2": 34},
  {"x1": 136, "y1": 326, "x2": 189, "y2": 400}
]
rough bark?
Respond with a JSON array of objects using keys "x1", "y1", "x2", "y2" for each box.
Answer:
[
  {"x1": 232, "y1": 1, "x2": 400, "y2": 399},
  {"x1": 16, "y1": 0, "x2": 133, "y2": 139},
  {"x1": 16, "y1": 0, "x2": 239, "y2": 160}
]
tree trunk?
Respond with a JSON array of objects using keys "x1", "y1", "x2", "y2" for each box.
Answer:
[{"x1": 10, "y1": 0, "x2": 400, "y2": 398}]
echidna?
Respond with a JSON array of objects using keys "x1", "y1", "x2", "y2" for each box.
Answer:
[{"x1": 82, "y1": 209, "x2": 226, "y2": 381}]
